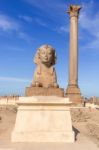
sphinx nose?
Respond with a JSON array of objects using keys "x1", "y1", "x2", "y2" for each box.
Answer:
[{"x1": 44, "y1": 53, "x2": 47, "y2": 57}]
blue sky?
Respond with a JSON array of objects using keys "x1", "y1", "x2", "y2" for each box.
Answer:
[{"x1": 0, "y1": 0, "x2": 99, "y2": 97}]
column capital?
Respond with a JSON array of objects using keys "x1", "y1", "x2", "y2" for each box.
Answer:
[{"x1": 67, "y1": 5, "x2": 81, "y2": 18}]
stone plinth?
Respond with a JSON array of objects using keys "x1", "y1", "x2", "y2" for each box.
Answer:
[
  {"x1": 25, "y1": 87, "x2": 64, "y2": 97},
  {"x1": 11, "y1": 96, "x2": 74, "y2": 142}
]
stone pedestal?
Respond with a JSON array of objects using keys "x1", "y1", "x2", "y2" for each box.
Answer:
[
  {"x1": 12, "y1": 96, "x2": 74, "y2": 142},
  {"x1": 25, "y1": 87, "x2": 64, "y2": 97}
]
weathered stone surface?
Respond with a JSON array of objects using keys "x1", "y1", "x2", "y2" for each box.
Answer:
[
  {"x1": 66, "y1": 5, "x2": 82, "y2": 103},
  {"x1": 66, "y1": 85, "x2": 82, "y2": 103},
  {"x1": 25, "y1": 87, "x2": 64, "y2": 97},
  {"x1": 67, "y1": 5, "x2": 81, "y2": 17},
  {"x1": 11, "y1": 96, "x2": 74, "y2": 142},
  {"x1": 31, "y1": 45, "x2": 59, "y2": 88}
]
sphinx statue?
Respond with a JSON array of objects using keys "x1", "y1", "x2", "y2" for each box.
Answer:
[{"x1": 31, "y1": 44, "x2": 59, "y2": 88}]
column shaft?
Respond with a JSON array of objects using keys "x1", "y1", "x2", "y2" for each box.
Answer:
[{"x1": 69, "y1": 16, "x2": 78, "y2": 86}]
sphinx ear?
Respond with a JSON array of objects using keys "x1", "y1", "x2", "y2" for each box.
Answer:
[
  {"x1": 34, "y1": 50, "x2": 41, "y2": 64},
  {"x1": 53, "y1": 51, "x2": 57, "y2": 65}
]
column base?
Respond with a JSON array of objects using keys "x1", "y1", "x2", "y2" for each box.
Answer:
[{"x1": 66, "y1": 85, "x2": 82, "y2": 103}]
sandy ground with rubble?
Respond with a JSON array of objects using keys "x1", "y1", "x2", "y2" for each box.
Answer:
[{"x1": 0, "y1": 105, "x2": 99, "y2": 150}]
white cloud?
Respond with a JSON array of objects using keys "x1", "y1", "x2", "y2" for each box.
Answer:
[
  {"x1": 19, "y1": 15, "x2": 33, "y2": 22},
  {"x1": 0, "y1": 14, "x2": 20, "y2": 31},
  {"x1": 18, "y1": 32, "x2": 34, "y2": 43},
  {"x1": 23, "y1": 0, "x2": 66, "y2": 21},
  {"x1": 19, "y1": 14, "x2": 47, "y2": 27},
  {"x1": 0, "y1": 76, "x2": 31, "y2": 83},
  {"x1": 79, "y1": 11, "x2": 99, "y2": 38},
  {"x1": 23, "y1": 0, "x2": 68, "y2": 35},
  {"x1": 0, "y1": 13, "x2": 34, "y2": 44},
  {"x1": 79, "y1": 1, "x2": 99, "y2": 50},
  {"x1": 7, "y1": 47, "x2": 26, "y2": 52},
  {"x1": 58, "y1": 26, "x2": 69, "y2": 34},
  {"x1": 53, "y1": 25, "x2": 69, "y2": 35},
  {"x1": 24, "y1": 0, "x2": 66, "y2": 12},
  {"x1": 0, "y1": 13, "x2": 46, "y2": 43},
  {"x1": 35, "y1": 18, "x2": 47, "y2": 27}
]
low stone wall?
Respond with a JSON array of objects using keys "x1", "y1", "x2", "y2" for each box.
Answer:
[
  {"x1": 0, "y1": 97, "x2": 19, "y2": 105},
  {"x1": 95, "y1": 100, "x2": 99, "y2": 106},
  {"x1": 86, "y1": 103, "x2": 99, "y2": 109}
]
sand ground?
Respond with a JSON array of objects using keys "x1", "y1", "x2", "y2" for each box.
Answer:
[{"x1": 0, "y1": 105, "x2": 99, "y2": 150}]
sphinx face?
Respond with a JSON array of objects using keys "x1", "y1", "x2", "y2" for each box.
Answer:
[{"x1": 39, "y1": 48, "x2": 53, "y2": 66}]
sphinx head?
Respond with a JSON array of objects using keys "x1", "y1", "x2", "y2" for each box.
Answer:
[{"x1": 34, "y1": 45, "x2": 56, "y2": 67}]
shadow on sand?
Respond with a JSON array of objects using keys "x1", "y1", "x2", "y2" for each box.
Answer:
[{"x1": 73, "y1": 126, "x2": 80, "y2": 141}]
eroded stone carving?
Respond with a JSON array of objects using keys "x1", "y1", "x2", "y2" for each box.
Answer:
[
  {"x1": 31, "y1": 45, "x2": 59, "y2": 88},
  {"x1": 67, "y1": 5, "x2": 81, "y2": 17}
]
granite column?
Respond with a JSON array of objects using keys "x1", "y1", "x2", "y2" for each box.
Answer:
[{"x1": 66, "y1": 5, "x2": 82, "y2": 103}]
